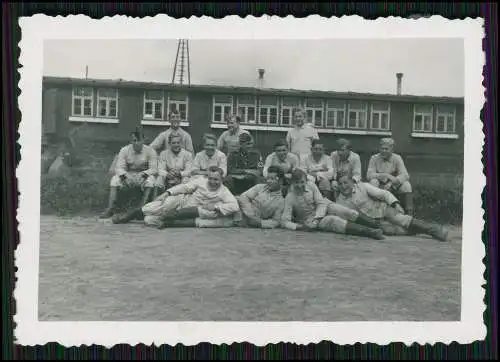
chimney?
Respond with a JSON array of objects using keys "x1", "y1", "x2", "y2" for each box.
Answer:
[
  {"x1": 396, "y1": 73, "x2": 403, "y2": 95},
  {"x1": 257, "y1": 68, "x2": 265, "y2": 89}
]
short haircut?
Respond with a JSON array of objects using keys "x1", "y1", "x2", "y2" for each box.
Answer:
[
  {"x1": 290, "y1": 168, "x2": 307, "y2": 183},
  {"x1": 202, "y1": 133, "x2": 217, "y2": 144},
  {"x1": 130, "y1": 127, "x2": 144, "y2": 140},
  {"x1": 169, "y1": 110, "x2": 181, "y2": 119},
  {"x1": 311, "y1": 139, "x2": 324, "y2": 148},
  {"x1": 266, "y1": 165, "x2": 285, "y2": 180},
  {"x1": 227, "y1": 114, "x2": 241, "y2": 124},
  {"x1": 168, "y1": 133, "x2": 182, "y2": 144},
  {"x1": 292, "y1": 107, "x2": 306, "y2": 117},
  {"x1": 274, "y1": 139, "x2": 288, "y2": 149},
  {"x1": 380, "y1": 137, "x2": 395, "y2": 147},
  {"x1": 239, "y1": 132, "x2": 253, "y2": 143},
  {"x1": 207, "y1": 166, "x2": 224, "y2": 177},
  {"x1": 337, "y1": 138, "x2": 352, "y2": 150},
  {"x1": 337, "y1": 170, "x2": 353, "y2": 181}
]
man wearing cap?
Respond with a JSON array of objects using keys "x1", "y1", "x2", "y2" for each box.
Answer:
[
  {"x1": 300, "y1": 139, "x2": 334, "y2": 200},
  {"x1": 330, "y1": 138, "x2": 362, "y2": 198},
  {"x1": 149, "y1": 110, "x2": 194, "y2": 155},
  {"x1": 217, "y1": 114, "x2": 251, "y2": 155},
  {"x1": 225, "y1": 132, "x2": 263, "y2": 195},
  {"x1": 367, "y1": 138, "x2": 414, "y2": 215},
  {"x1": 286, "y1": 108, "x2": 320, "y2": 161}
]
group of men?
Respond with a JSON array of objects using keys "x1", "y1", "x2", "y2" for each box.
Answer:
[{"x1": 99, "y1": 108, "x2": 451, "y2": 242}]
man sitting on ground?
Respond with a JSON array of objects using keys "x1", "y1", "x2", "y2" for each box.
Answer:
[
  {"x1": 191, "y1": 133, "x2": 228, "y2": 179},
  {"x1": 235, "y1": 165, "x2": 286, "y2": 229},
  {"x1": 101, "y1": 129, "x2": 158, "y2": 219},
  {"x1": 336, "y1": 174, "x2": 450, "y2": 241},
  {"x1": 263, "y1": 139, "x2": 300, "y2": 196},
  {"x1": 300, "y1": 139, "x2": 334, "y2": 200},
  {"x1": 225, "y1": 133, "x2": 263, "y2": 195},
  {"x1": 153, "y1": 133, "x2": 193, "y2": 200},
  {"x1": 330, "y1": 138, "x2": 362, "y2": 198},
  {"x1": 367, "y1": 137, "x2": 414, "y2": 215},
  {"x1": 280, "y1": 169, "x2": 384, "y2": 240}
]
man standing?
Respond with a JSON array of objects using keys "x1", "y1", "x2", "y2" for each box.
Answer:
[
  {"x1": 330, "y1": 138, "x2": 362, "y2": 196},
  {"x1": 191, "y1": 134, "x2": 228, "y2": 178},
  {"x1": 286, "y1": 108, "x2": 319, "y2": 161},
  {"x1": 300, "y1": 139, "x2": 334, "y2": 200},
  {"x1": 225, "y1": 133, "x2": 263, "y2": 195},
  {"x1": 280, "y1": 169, "x2": 384, "y2": 240},
  {"x1": 100, "y1": 129, "x2": 158, "y2": 219},
  {"x1": 149, "y1": 110, "x2": 194, "y2": 155},
  {"x1": 235, "y1": 165, "x2": 286, "y2": 229},
  {"x1": 153, "y1": 133, "x2": 193, "y2": 200},
  {"x1": 217, "y1": 114, "x2": 251, "y2": 154},
  {"x1": 367, "y1": 138, "x2": 414, "y2": 215},
  {"x1": 336, "y1": 174, "x2": 451, "y2": 241}
]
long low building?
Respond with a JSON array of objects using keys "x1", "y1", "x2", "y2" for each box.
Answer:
[{"x1": 41, "y1": 75, "x2": 464, "y2": 176}]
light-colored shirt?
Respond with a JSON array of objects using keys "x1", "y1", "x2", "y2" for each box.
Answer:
[
  {"x1": 167, "y1": 177, "x2": 239, "y2": 216},
  {"x1": 331, "y1": 150, "x2": 362, "y2": 182},
  {"x1": 281, "y1": 181, "x2": 328, "y2": 230},
  {"x1": 157, "y1": 148, "x2": 193, "y2": 178},
  {"x1": 300, "y1": 154, "x2": 334, "y2": 181},
  {"x1": 149, "y1": 128, "x2": 194, "y2": 154},
  {"x1": 262, "y1": 152, "x2": 300, "y2": 177},
  {"x1": 191, "y1": 150, "x2": 228, "y2": 177},
  {"x1": 239, "y1": 184, "x2": 285, "y2": 229},
  {"x1": 115, "y1": 144, "x2": 157, "y2": 177},
  {"x1": 286, "y1": 124, "x2": 319, "y2": 158},
  {"x1": 217, "y1": 128, "x2": 251, "y2": 154},
  {"x1": 336, "y1": 182, "x2": 399, "y2": 220},
  {"x1": 366, "y1": 153, "x2": 410, "y2": 184}
]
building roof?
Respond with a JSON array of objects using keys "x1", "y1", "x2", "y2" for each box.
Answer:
[{"x1": 42, "y1": 76, "x2": 464, "y2": 104}]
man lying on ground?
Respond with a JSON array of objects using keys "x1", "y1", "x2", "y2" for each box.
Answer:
[
  {"x1": 280, "y1": 169, "x2": 385, "y2": 240},
  {"x1": 112, "y1": 166, "x2": 239, "y2": 229},
  {"x1": 335, "y1": 174, "x2": 451, "y2": 242},
  {"x1": 100, "y1": 129, "x2": 157, "y2": 219},
  {"x1": 153, "y1": 133, "x2": 193, "y2": 200},
  {"x1": 191, "y1": 133, "x2": 228, "y2": 179},
  {"x1": 300, "y1": 139, "x2": 334, "y2": 200},
  {"x1": 225, "y1": 133, "x2": 263, "y2": 195},
  {"x1": 234, "y1": 165, "x2": 285, "y2": 229}
]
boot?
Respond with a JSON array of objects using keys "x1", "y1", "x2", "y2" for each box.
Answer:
[
  {"x1": 141, "y1": 187, "x2": 152, "y2": 206},
  {"x1": 354, "y1": 213, "x2": 381, "y2": 229},
  {"x1": 345, "y1": 222, "x2": 385, "y2": 240},
  {"x1": 402, "y1": 193, "x2": 414, "y2": 216},
  {"x1": 409, "y1": 218, "x2": 451, "y2": 242},
  {"x1": 100, "y1": 187, "x2": 118, "y2": 219},
  {"x1": 112, "y1": 207, "x2": 143, "y2": 224}
]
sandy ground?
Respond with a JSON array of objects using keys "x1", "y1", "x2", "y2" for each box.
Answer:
[{"x1": 38, "y1": 215, "x2": 462, "y2": 321}]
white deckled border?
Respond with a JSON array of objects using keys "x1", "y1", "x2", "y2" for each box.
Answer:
[{"x1": 17, "y1": 14, "x2": 485, "y2": 347}]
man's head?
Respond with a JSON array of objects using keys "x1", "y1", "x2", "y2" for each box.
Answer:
[
  {"x1": 379, "y1": 138, "x2": 395, "y2": 160},
  {"x1": 292, "y1": 108, "x2": 306, "y2": 127},
  {"x1": 274, "y1": 139, "x2": 289, "y2": 160},
  {"x1": 239, "y1": 133, "x2": 254, "y2": 152},
  {"x1": 337, "y1": 174, "x2": 355, "y2": 196},
  {"x1": 130, "y1": 128, "x2": 145, "y2": 153},
  {"x1": 206, "y1": 166, "x2": 224, "y2": 191},
  {"x1": 227, "y1": 114, "x2": 241, "y2": 133},
  {"x1": 169, "y1": 111, "x2": 181, "y2": 129},
  {"x1": 203, "y1": 133, "x2": 217, "y2": 156},
  {"x1": 311, "y1": 139, "x2": 325, "y2": 159},
  {"x1": 265, "y1": 165, "x2": 284, "y2": 191},
  {"x1": 337, "y1": 138, "x2": 352, "y2": 161},
  {"x1": 290, "y1": 168, "x2": 308, "y2": 194},
  {"x1": 169, "y1": 134, "x2": 182, "y2": 153}
]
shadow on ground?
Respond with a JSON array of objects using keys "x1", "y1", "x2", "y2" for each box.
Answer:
[{"x1": 38, "y1": 215, "x2": 462, "y2": 321}]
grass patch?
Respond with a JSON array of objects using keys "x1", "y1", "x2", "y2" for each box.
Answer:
[{"x1": 40, "y1": 170, "x2": 464, "y2": 225}]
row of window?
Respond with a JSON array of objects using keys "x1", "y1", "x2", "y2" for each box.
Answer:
[{"x1": 71, "y1": 87, "x2": 458, "y2": 134}]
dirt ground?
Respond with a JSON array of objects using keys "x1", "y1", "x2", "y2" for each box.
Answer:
[{"x1": 38, "y1": 215, "x2": 462, "y2": 321}]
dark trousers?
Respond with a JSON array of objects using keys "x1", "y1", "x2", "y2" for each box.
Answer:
[{"x1": 224, "y1": 174, "x2": 259, "y2": 195}]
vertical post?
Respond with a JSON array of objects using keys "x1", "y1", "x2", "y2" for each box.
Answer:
[
  {"x1": 85, "y1": 65, "x2": 88, "y2": 79},
  {"x1": 396, "y1": 73, "x2": 403, "y2": 95}
]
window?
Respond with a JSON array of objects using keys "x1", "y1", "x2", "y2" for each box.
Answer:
[
  {"x1": 370, "y1": 102, "x2": 390, "y2": 130},
  {"x1": 305, "y1": 98, "x2": 324, "y2": 127},
  {"x1": 72, "y1": 87, "x2": 94, "y2": 117},
  {"x1": 347, "y1": 100, "x2": 368, "y2": 129},
  {"x1": 213, "y1": 95, "x2": 233, "y2": 123},
  {"x1": 143, "y1": 90, "x2": 164, "y2": 120},
  {"x1": 281, "y1": 97, "x2": 301, "y2": 126},
  {"x1": 259, "y1": 96, "x2": 278, "y2": 125},
  {"x1": 168, "y1": 92, "x2": 188, "y2": 121},
  {"x1": 435, "y1": 104, "x2": 456, "y2": 133},
  {"x1": 326, "y1": 100, "x2": 346, "y2": 128},
  {"x1": 413, "y1": 104, "x2": 433, "y2": 132},
  {"x1": 97, "y1": 89, "x2": 118, "y2": 118},
  {"x1": 237, "y1": 95, "x2": 257, "y2": 124}
]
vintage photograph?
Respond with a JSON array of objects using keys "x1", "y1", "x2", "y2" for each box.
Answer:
[{"x1": 16, "y1": 15, "x2": 485, "y2": 346}]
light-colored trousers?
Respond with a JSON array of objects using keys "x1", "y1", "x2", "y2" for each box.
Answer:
[
  {"x1": 370, "y1": 179, "x2": 412, "y2": 194},
  {"x1": 110, "y1": 172, "x2": 155, "y2": 188}
]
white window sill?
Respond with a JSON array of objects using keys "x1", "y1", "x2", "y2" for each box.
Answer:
[
  {"x1": 69, "y1": 116, "x2": 119, "y2": 124},
  {"x1": 211, "y1": 123, "x2": 391, "y2": 136},
  {"x1": 141, "y1": 120, "x2": 190, "y2": 127},
  {"x1": 411, "y1": 132, "x2": 459, "y2": 139}
]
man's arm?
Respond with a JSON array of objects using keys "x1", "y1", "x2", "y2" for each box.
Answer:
[
  {"x1": 262, "y1": 154, "x2": 273, "y2": 178},
  {"x1": 157, "y1": 151, "x2": 169, "y2": 177},
  {"x1": 144, "y1": 148, "x2": 158, "y2": 176},
  {"x1": 214, "y1": 188, "x2": 240, "y2": 216},
  {"x1": 312, "y1": 183, "x2": 328, "y2": 219},
  {"x1": 364, "y1": 182, "x2": 399, "y2": 205},
  {"x1": 286, "y1": 130, "x2": 292, "y2": 151},
  {"x1": 149, "y1": 132, "x2": 166, "y2": 153},
  {"x1": 216, "y1": 131, "x2": 226, "y2": 151},
  {"x1": 219, "y1": 153, "x2": 228, "y2": 178},
  {"x1": 280, "y1": 194, "x2": 299, "y2": 230},
  {"x1": 184, "y1": 133, "x2": 194, "y2": 155},
  {"x1": 261, "y1": 199, "x2": 285, "y2": 229},
  {"x1": 394, "y1": 155, "x2": 410, "y2": 184},
  {"x1": 238, "y1": 185, "x2": 261, "y2": 220},
  {"x1": 179, "y1": 152, "x2": 193, "y2": 178},
  {"x1": 317, "y1": 156, "x2": 334, "y2": 180},
  {"x1": 366, "y1": 155, "x2": 378, "y2": 181},
  {"x1": 115, "y1": 147, "x2": 128, "y2": 177},
  {"x1": 352, "y1": 153, "x2": 362, "y2": 182},
  {"x1": 167, "y1": 179, "x2": 199, "y2": 196},
  {"x1": 190, "y1": 153, "x2": 206, "y2": 176}
]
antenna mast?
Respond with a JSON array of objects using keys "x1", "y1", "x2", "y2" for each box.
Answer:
[{"x1": 171, "y1": 39, "x2": 191, "y2": 86}]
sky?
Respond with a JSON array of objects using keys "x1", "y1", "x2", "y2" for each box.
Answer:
[{"x1": 43, "y1": 38, "x2": 464, "y2": 97}]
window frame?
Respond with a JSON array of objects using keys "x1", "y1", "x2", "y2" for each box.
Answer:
[
  {"x1": 143, "y1": 90, "x2": 165, "y2": 120},
  {"x1": 370, "y1": 102, "x2": 391, "y2": 131},
  {"x1": 212, "y1": 95, "x2": 234, "y2": 123},
  {"x1": 236, "y1": 95, "x2": 257, "y2": 124},
  {"x1": 71, "y1": 86, "x2": 94, "y2": 117},
  {"x1": 435, "y1": 105, "x2": 457, "y2": 134},
  {"x1": 413, "y1": 104, "x2": 434, "y2": 133},
  {"x1": 347, "y1": 101, "x2": 368, "y2": 130},
  {"x1": 304, "y1": 98, "x2": 325, "y2": 128},
  {"x1": 258, "y1": 96, "x2": 279, "y2": 125},
  {"x1": 167, "y1": 92, "x2": 189, "y2": 122},
  {"x1": 325, "y1": 100, "x2": 347, "y2": 129},
  {"x1": 96, "y1": 88, "x2": 119, "y2": 119}
]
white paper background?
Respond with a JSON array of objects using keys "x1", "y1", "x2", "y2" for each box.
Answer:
[{"x1": 16, "y1": 14, "x2": 486, "y2": 347}]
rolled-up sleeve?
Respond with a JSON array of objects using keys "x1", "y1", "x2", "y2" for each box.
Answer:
[
  {"x1": 262, "y1": 154, "x2": 273, "y2": 178},
  {"x1": 217, "y1": 131, "x2": 226, "y2": 151},
  {"x1": 238, "y1": 185, "x2": 261, "y2": 219},
  {"x1": 281, "y1": 194, "x2": 298, "y2": 230},
  {"x1": 168, "y1": 179, "x2": 199, "y2": 195},
  {"x1": 366, "y1": 155, "x2": 378, "y2": 181},
  {"x1": 394, "y1": 155, "x2": 410, "y2": 183},
  {"x1": 364, "y1": 182, "x2": 398, "y2": 205}
]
